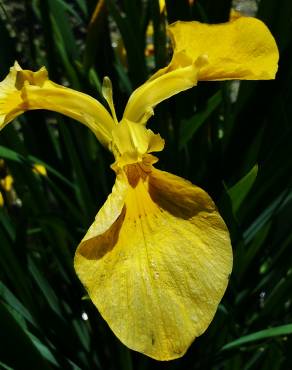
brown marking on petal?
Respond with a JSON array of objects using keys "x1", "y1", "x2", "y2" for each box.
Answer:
[{"x1": 77, "y1": 207, "x2": 126, "y2": 260}]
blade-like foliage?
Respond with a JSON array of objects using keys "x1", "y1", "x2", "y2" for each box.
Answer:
[{"x1": 0, "y1": 0, "x2": 291, "y2": 369}]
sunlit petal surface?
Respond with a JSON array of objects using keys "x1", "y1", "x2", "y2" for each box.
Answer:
[
  {"x1": 0, "y1": 63, "x2": 115, "y2": 147},
  {"x1": 167, "y1": 17, "x2": 279, "y2": 80},
  {"x1": 75, "y1": 164, "x2": 232, "y2": 360},
  {"x1": 123, "y1": 64, "x2": 198, "y2": 124}
]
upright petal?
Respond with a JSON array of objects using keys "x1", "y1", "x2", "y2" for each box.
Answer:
[
  {"x1": 168, "y1": 17, "x2": 279, "y2": 80},
  {"x1": 123, "y1": 17, "x2": 278, "y2": 125},
  {"x1": 74, "y1": 165, "x2": 232, "y2": 360},
  {"x1": 123, "y1": 63, "x2": 199, "y2": 124},
  {"x1": 0, "y1": 63, "x2": 115, "y2": 147}
]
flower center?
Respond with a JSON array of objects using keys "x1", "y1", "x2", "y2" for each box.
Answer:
[{"x1": 110, "y1": 119, "x2": 164, "y2": 169}]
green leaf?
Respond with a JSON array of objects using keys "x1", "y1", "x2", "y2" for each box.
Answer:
[
  {"x1": 179, "y1": 90, "x2": 222, "y2": 149},
  {"x1": 244, "y1": 189, "x2": 289, "y2": 243},
  {"x1": 0, "y1": 282, "x2": 38, "y2": 328},
  {"x1": 117, "y1": 345, "x2": 133, "y2": 370},
  {"x1": 0, "y1": 145, "x2": 24, "y2": 162},
  {"x1": 228, "y1": 164, "x2": 258, "y2": 214},
  {"x1": 75, "y1": 0, "x2": 87, "y2": 16},
  {"x1": 222, "y1": 324, "x2": 292, "y2": 351},
  {"x1": 0, "y1": 208, "x2": 16, "y2": 240},
  {"x1": 83, "y1": 0, "x2": 107, "y2": 71},
  {"x1": 26, "y1": 331, "x2": 58, "y2": 367},
  {"x1": 106, "y1": 0, "x2": 147, "y2": 87},
  {"x1": 47, "y1": 0, "x2": 78, "y2": 60},
  {"x1": 0, "y1": 145, "x2": 74, "y2": 188},
  {"x1": 0, "y1": 303, "x2": 53, "y2": 370},
  {"x1": 28, "y1": 154, "x2": 74, "y2": 188},
  {"x1": 50, "y1": 16, "x2": 80, "y2": 88},
  {"x1": 0, "y1": 360, "x2": 14, "y2": 370},
  {"x1": 28, "y1": 256, "x2": 63, "y2": 318},
  {"x1": 150, "y1": 0, "x2": 167, "y2": 70},
  {"x1": 114, "y1": 59, "x2": 133, "y2": 95},
  {"x1": 0, "y1": 228, "x2": 35, "y2": 311},
  {"x1": 57, "y1": 120, "x2": 95, "y2": 223},
  {"x1": 165, "y1": 0, "x2": 191, "y2": 22},
  {"x1": 0, "y1": 6, "x2": 15, "y2": 75}
]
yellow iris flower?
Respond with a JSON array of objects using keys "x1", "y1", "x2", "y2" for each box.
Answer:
[
  {"x1": 0, "y1": 18, "x2": 278, "y2": 360},
  {"x1": 32, "y1": 163, "x2": 47, "y2": 176}
]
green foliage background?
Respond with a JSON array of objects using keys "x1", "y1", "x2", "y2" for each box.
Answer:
[{"x1": 0, "y1": 0, "x2": 292, "y2": 369}]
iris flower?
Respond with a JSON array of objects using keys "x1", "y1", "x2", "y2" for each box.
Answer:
[{"x1": 0, "y1": 18, "x2": 278, "y2": 360}]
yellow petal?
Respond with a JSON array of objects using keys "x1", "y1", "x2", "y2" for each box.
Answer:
[
  {"x1": 0, "y1": 63, "x2": 115, "y2": 147},
  {"x1": 229, "y1": 8, "x2": 244, "y2": 21},
  {"x1": 110, "y1": 120, "x2": 164, "y2": 167},
  {"x1": 102, "y1": 76, "x2": 118, "y2": 124},
  {"x1": 0, "y1": 62, "x2": 23, "y2": 125},
  {"x1": 74, "y1": 164, "x2": 232, "y2": 360},
  {"x1": 0, "y1": 175, "x2": 14, "y2": 192},
  {"x1": 0, "y1": 191, "x2": 4, "y2": 207},
  {"x1": 78, "y1": 170, "x2": 129, "y2": 242},
  {"x1": 123, "y1": 63, "x2": 198, "y2": 124},
  {"x1": 32, "y1": 164, "x2": 47, "y2": 176},
  {"x1": 168, "y1": 17, "x2": 279, "y2": 80}
]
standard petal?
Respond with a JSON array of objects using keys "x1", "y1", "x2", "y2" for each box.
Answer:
[
  {"x1": 123, "y1": 63, "x2": 198, "y2": 124},
  {"x1": 0, "y1": 63, "x2": 115, "y2": 147},
  {"x1": 168, "y1": 17, "x2": 279, "y2": 80},
  {"x1": 74, "y1": 165, "x2": 232, "y2": 360}
]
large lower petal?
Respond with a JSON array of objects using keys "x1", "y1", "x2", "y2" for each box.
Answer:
[
  {"x1": 79, "y1": 171, "x2": 129, "y2": 241},
  {"x1": 74, "y1": 165, "x2": 232, "y2": 360},
  {"x1": 167, "y1": 17, "x2": 279, "y2": 80},
  {"x1": 0, "y1": 63, "x2": 115, "y2": 147}
]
